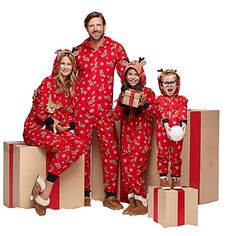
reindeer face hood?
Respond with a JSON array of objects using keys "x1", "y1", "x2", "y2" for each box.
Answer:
[
  {"x1": 157, "y1": 69, "x2": 181, "y2": 97},
  {"x1": 121, "y1": 58, "x2": 147, "y2": 87}
]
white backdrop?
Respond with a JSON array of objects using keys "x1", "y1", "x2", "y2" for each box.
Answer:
[{"x1": 0, "y1": 0, "x2": 235, "y2": 235}]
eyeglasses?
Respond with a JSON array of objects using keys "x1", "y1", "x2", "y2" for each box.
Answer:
[{"x1": 161, "y1": 80, "x2": 177, "y2": 87}]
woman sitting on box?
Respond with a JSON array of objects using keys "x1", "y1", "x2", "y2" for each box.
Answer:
[
  {"x1": 113, "y1": 58, "x2": 155, "y2": 215},
  {"x1": 23, "y1": 49, "x2": 87, "y2": 216}
]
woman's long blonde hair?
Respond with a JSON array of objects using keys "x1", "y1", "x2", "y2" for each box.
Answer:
[{"x1": 55, "y1": 52, "x2": 77, "y2": 97}]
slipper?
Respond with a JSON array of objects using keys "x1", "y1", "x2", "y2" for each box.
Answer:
[
  {"x1": 30, "y1": 174, "x2": 46, "y2": 200},
  {"x1": 30, "y1": 174, "x2": 50, "y2": 216}
]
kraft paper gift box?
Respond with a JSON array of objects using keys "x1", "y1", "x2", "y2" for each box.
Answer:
[
  {"x1": 181, "y1": 110, "x2": 219, "y2": 204},
  {"x1": 3, "y1": 141, "x2": 84, "y2": 209},
  {"x1": 148, "y1": 186, "x2": 198, "y2": 227},
  {"x1": 122, "y1": 89, "x2": 141, "y2": 108},
  {"x1": 145, "y1": 110, "x2": 219, "y2": 204}
]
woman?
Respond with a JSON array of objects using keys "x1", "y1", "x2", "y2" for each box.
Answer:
[{"x1": 23, "y1": 49, "x2": 86, "y2": 216}]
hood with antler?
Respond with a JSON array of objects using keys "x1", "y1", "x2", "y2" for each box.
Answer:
[
  {"x1": 157, "y1": 69, "x2": 181, "y2": 96},
  {"x1": 121, "y1": 57, "x2": 147, "y2": 87}
]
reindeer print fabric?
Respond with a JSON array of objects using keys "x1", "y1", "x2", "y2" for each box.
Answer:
[
  {"x1": 113, "y1": 87, "x2": 155, "y2": 197},
  {"x1": 154, "y1": 95, "x2": 188, "y2": 176},
  {"x1": 73, "y1": 36, "x2": 127, "y2": 193},
  {"x1": 23, "y1": 76, "x2": 86, "y2": 176}
]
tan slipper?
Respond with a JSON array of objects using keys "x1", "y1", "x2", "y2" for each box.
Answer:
[
  {"x1": 30, "y1": 174, "x2": 46, "y2": 200},
  {"x1": 34, "y1": 195, "x2": 50, "y2": 216},
  {"x1": 30, "y1": 175, "x2": 50, "y2": 216}
]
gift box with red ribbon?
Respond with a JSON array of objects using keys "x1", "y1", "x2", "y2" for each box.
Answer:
[
  {"x1": 146, "y1": 110, "x2": 219, "y2": 204},
  {"x1": 148, "y1": 186, "x2": 198, "y2": 227},
  {"x1": 3, "y1": 141, "x2": 84, "y2": 209},
  {"x1": 122, "y1": 89, "x2": 141, "y2": 108}
]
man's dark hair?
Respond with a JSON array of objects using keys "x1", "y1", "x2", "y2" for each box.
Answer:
[{"x1": 84, "y1": 11, "x2": 106, "y2": 28}]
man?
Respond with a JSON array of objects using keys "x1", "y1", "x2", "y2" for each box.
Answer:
[{"x1": 72, "y1": 11, "x2": 127, "y2": 210}]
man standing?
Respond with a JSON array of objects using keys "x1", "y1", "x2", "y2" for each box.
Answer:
[{"x1": 73, "y1": 11, "x2": 127, "y2": 210}]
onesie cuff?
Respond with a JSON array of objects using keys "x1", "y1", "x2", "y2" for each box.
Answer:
[
  {"x1": 69, "y1": 122, "x2": 75, "y2": 130},
  {"x1": 43, "y1": 117, "x2": 54, "y2": 126},
  {"x1": 118, "y1": 100, "x2": 126, "y2": 107},
  {"x1": 180, "y1": 119, "x2": 188, "y2": 126},
  {"x1": 162, "y1": 118, "x2": 169, "y2": 124},
  {"x1": 143, "y1": 102, "x2": 149, "y2": 109}
]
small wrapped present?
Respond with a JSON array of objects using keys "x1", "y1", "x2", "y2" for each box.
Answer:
[
  {"x1": 148, "y1": 186, "x2": 198, "y2": 227},
  {"x1": 122, "y1": 89, "x2": 141, "y2": 108}
]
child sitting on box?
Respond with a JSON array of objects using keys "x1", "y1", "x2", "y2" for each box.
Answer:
[
  {"x1": 154, "y1": 69, "x2": 188, "y2": 190},
  {"x1": 113, "y1": 58, "x2": 155, "y2": 215},
  {"x1": 23, "y1": 49, "x2": 87, "y2": 216}
]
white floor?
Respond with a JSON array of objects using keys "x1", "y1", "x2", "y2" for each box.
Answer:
[{"x1": 0, "y1": 197, "x2": 232, "y2": 236}]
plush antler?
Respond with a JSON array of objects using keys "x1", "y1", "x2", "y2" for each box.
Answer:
[
  {"x1": 122, "y1": 58, "x2": 130, "y2": 66},
  {"x1": 138, "y1": 57, "x2": 145, "y2": 63},
  {"x1": 124, "y1": 58, "x2": 130, "y2": 63}
]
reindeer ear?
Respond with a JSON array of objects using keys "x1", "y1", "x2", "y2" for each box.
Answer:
[
  {"x1": 55, "y1": 103, "x2": 61, "y2": 109},
  {"x1": 55, "y1": 49, "x2": 62, "y2": 55},
  {"x1": 55, "y1": 49, "x2": 62, "y2": 60},
  {"x1": 121, "y1": 59, "x2": 129, "y2": 67},
  {"x1": 140, "y1": 60, "x2": 146, "y2": 67},
  {"x1": 73, "y1": 50, "x2": 79, "y2": 57}
]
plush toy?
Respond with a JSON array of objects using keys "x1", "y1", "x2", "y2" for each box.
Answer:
[{"x1": 42, "y1": 95, "x2": 60, "y2": 133}]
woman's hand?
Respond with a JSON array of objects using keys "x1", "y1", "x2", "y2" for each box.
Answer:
[{"x1": 56, "y1": 124, "x2": 70, "y2": 133}]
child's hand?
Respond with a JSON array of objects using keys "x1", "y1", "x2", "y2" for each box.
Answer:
[
  {"x1": 182, "y1": 123, "x2": 187, "y2": 137},
  {"x1": 139, "y1": 93, "x2": 146, "y2": 106},
  {"x1": 120, "y1": 92, "x2": 125, "y2": 103},
  {"x1": 164, "y1": 123, "x2": 171, "y2": 139}
]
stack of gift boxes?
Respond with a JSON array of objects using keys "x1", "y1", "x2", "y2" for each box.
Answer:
[
  {"x1": 90, "y1": 109, "x2": 219, "y2": 227},
  {"x1": 3, "y1": 109, "x2": 219, "y2": 227}
]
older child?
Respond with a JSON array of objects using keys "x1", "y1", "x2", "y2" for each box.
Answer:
[
  {"x1": 23, "y1": 49, "x2": 87, "y2": 216},
  {"x1": 113, "y1": 58, "x2": 155, "y2": 215},
  {"x1": 154, "y1": 69, "x2": 188, "y2": 190}
]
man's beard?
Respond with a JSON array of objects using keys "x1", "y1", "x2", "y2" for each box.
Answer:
[{"x1": 90, "y1": 31, "x2": 105, "y2": 41}]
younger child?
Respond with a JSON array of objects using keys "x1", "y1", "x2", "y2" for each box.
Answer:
[
  {"x1": 113, "y1": 58, "x2": 155, "y2": 215},
  {"x1": 154, "y1": 69, "x2": 188, "y2": 190}
]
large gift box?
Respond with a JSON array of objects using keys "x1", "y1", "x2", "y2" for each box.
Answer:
[
  {"x1": 3, "y1": 141, "x2": 84, "y2": 209},
  {"x1": 146, "y1": 110, "x2": 219, "y2": 204},
  {"x1": 148, "y1": 186, "x2": 198, "y2": 227},
  {"x1": 122, "y1": 89, "x2": 141, "y2": 108}
]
